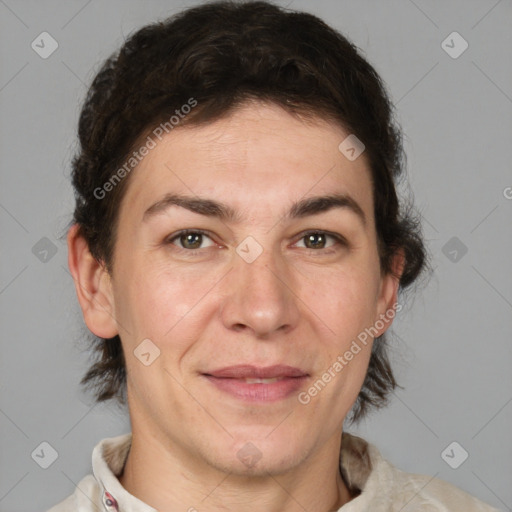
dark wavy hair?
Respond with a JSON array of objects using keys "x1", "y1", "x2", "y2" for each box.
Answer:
[{"x1": 70, "y1": 0, "x2": 429, "y2": 423}]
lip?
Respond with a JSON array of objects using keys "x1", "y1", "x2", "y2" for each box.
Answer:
[
  {"x1": 202, "y1": 365, "x2": 309, "y2": 402},
  {"x1": 204, "y1": 364, "x2": 308, "y2": 379}
]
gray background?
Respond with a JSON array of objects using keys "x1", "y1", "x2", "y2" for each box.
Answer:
[{"x1": 1, "y1": 0, "x2": 511, "y2": 510}]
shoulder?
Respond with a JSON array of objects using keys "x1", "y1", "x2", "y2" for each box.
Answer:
[
  {"x1": 340, "y1": 433, "x2": 500, "y2": 511},
  {"x1": 388, "y1": 467, "x2": 500, "y2": 511},
  {"x1": 46, "y1": 474, "x2": 101, "y2": 512}
]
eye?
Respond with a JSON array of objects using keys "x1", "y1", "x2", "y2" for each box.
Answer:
[
  {"x1": 165, "y1": 229, "x2": 346, "y2": 255},
  {"x1": 167, "y1": 229, "x2": 215, "y2": 251},
  {"x1": 294, "y1": 231, "x2": 345, "y2": 251}
]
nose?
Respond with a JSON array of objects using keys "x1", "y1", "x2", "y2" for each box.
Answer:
[{"x1": 219, "y1": 246, "x2": 301, "y2": 338}]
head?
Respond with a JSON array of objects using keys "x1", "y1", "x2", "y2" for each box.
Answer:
[{"x1": 68, "y1": 0, "x2": 428, "y2": 475}]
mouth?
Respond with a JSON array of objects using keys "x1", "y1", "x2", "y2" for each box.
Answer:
[{"x1": 201, "y1": 365, "x2": 309, "y2": 402}]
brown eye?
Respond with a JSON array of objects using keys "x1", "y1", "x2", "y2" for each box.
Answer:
[
  {"x1": 296, "y1": 231, "x2": 342, "y2": 251},
  {"x1": 180, "y1": 232, "x2": 202, "y2": 249},
  {"x1": 167, "y1": 230, "x2": 215, "y2": 251},
  {"x1": 304, "y1": 232, "x2": 327, "y2": 249}
]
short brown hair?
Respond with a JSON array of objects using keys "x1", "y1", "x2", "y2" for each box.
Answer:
[{"x1": 71, "y1": 0, "x2": 429, "y2": 423}]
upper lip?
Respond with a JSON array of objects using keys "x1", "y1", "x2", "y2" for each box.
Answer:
[{"x1": 203, "y1": 365, "x2": 309, "y2": 379}]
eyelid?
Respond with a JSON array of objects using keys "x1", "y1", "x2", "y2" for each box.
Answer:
[
  {"x1": 166, "y1": 228, "x2": 347, "y2": 253},
  {"x1": 166, "y1": 228, "x2": 216, "y2": 248},
  {"x1": 292, "y1": 229, "x2": 347, "y2": 246}
]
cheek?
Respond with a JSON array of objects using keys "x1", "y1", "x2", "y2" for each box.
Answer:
[
  {"x1": 299, "y1": 263, "x2": 380, "y2": 339},
  {"x1": 114, "y1": 260, "x2": 218, "y2": 344},
  {"x1": 116, "y1": 265, "x2": 210, "y2": 391}
]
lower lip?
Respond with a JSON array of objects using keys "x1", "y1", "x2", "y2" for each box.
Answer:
[{"x1": 203, "y1": 375, "x2": 308, "y2": 402}]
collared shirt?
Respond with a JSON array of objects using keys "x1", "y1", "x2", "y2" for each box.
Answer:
[{"x1": 47, "y1": 431, "x2": 499, "y2": 511}]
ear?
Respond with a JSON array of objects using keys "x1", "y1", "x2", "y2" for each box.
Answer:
[
  {"x1": 373, "y1": 248, "x2": 405, "y2": 337},
  {"x1": 67, "y1": 224, "x2": 118, "y2": 339}
]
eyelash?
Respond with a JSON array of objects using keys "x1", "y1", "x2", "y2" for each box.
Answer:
[{"x1": 165, "y1": 229, "x2": 347, "y2": 256}]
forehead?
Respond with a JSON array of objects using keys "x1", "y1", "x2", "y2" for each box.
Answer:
[{"x1": 119, "y1": 101, "x2": 374, "y2": 225}]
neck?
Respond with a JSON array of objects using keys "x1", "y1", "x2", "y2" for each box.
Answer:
[{"x1": 119, "y1": 428, "x2": 353, "y2": 512}]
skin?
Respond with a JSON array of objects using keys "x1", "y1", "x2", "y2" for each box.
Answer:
[{"x1": 68, "y1": 101, "x2": 403, "y2": 512}]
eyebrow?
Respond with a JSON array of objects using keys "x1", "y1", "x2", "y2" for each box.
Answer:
[{"x1": 143, "y1": 192, "x2": 366, "y2": 226}]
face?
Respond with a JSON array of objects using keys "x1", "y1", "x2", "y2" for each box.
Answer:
[{"x1": 81, "y1": 101, "x2": 400, "y2": 476}]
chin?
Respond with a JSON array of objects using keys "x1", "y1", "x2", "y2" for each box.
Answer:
[
  {"x1": 210, "y1": 449, "x2": 304, "y2": 477},
  {"x1": 203, "y1": 432, "x2": 309, "y2": 477}
]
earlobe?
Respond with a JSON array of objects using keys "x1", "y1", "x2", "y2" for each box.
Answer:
[
  {"x1": 374, "y1": 248, "x2": 405, "y2": 337},
  {"x1": 67, "y1": 224, "x2": 119, "y2": 339}
]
